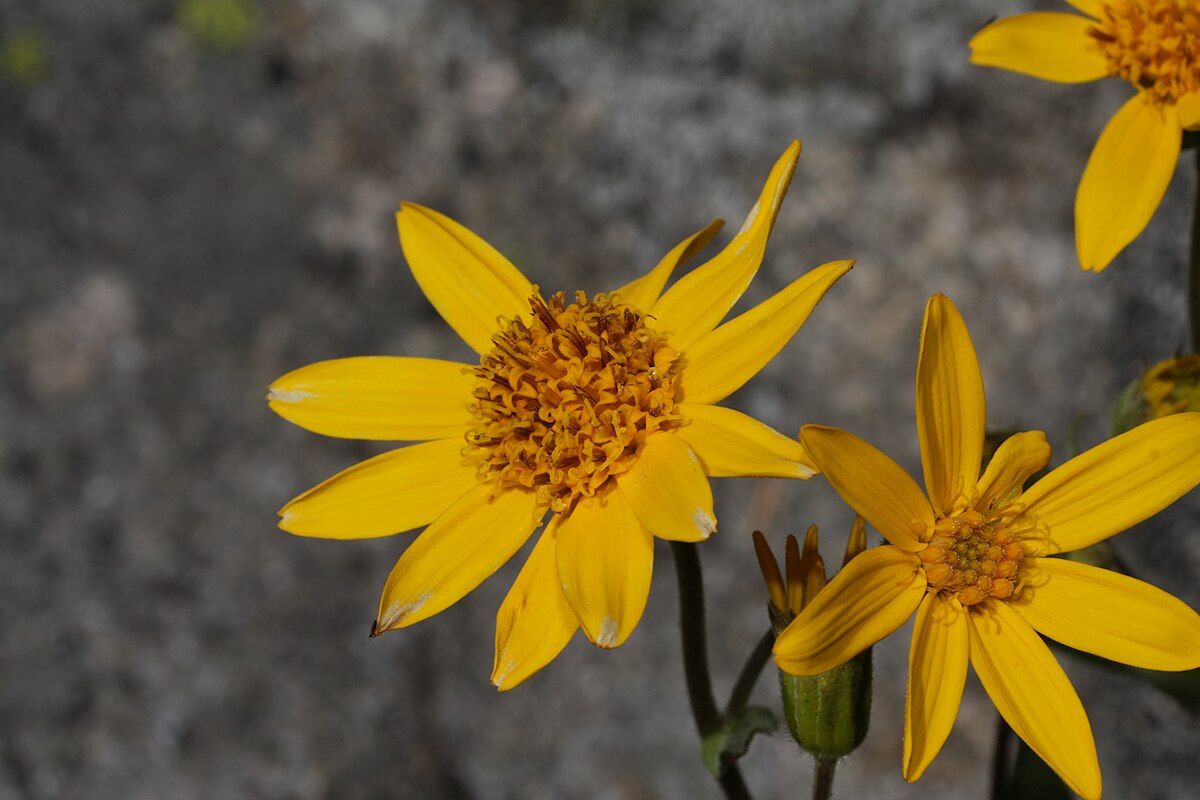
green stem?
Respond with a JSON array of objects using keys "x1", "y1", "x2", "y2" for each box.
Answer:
[
  {"x1": 812, "y1": 758, "x2": 837, "y2": 800},
  {"x1": 1190, "y1": 146, "x2": 1200, "y2": 353},
  {"x1": 724, "y1": 629, "x2": 775, "y2": 718},
  {"x1": 670, "y1": 541, "x2": 752, "y2": 800}
]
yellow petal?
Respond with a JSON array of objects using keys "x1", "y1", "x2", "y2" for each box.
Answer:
[
  {"x1": 396, "y1": 203, "x2": 534, "y2": 354},
  {"x1": 968, "y1": 13, "x2": 1109, "y2": 83},
  {"x1": 675, "y1": 402, "x2": 816, "y2": 479},
  {"x1": 1076, "y1": 93, "x2": 1181, "y2": 272},
  {"x1": 968, "y1": 601, "x2": 1102, "y2": 800},
  {"x1": 1016, "y1": 413, "x2": 1200, "y2": 553},
  {"x1": 799, "y1": 426, "x2": 933, "y2": 551},
  {"x1": 904, "y1": 593, "x2": 969, "y2": 783},
  {"x1": 492, "y1": 519, "x2": 580, "y2": 691},
  {"x1": 279, "y1": 439, "x2": 480, "y2": 539},
  {"x1": 555, "y1": 490, "x2": 654, "y2": 648},
  {"x1": 1178, "y1": 92, "x2": 1200, "y2": 130},
  {"x1": 679, "y1": 259, "x2": 853, "y2": 405},
  {"x1": 614, "y1": 219, "x2": 725, "y2": 310},
  {"x1": 975, "y1": 431, "x2": 1051, "y2": 511},
  {"x1": 615, "y1": 432, "x2": 715, "y2": 542},
  {"x1": 649, "y1": 142, "x2": 801, "y2": 351},
  {"x1": 1012, "y1": 558, "x2": 1200, "y2": 671},
  {"x1": 773, "y1": 545, "x2": 926, "y2": 675},
  {"x1": 375, "y1": 484, "x2": 542, "y2": 631},
  {"x1": 1063, "y1": 0, "x2": 1104, "y2": 18},
  {"x1": 916, "y1": 293, "x2": 986, "y2": 516},
  {"x1": 268, "y1": 356, "x2": 476, "y2": 441}
]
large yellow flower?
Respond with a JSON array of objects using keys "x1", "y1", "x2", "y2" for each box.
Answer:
[
  {"x1": 268, "y1": 142, "x2": 852, "y2": 690},
  {"x1": 970, "y1": 1, "x2": 1200, "y2": 272},
  {"x1": 773, "y1": 293, "x2": 1200, "y2": 799}
]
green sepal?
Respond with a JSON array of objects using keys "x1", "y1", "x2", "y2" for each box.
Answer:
[
  {"x1": 701, "y1": 705, "x2": 777, "y2": 777},
  {"x1": 779, "y1": 648, "x2": 872, "y2": 760},
  {"x1": 1111, "y1": 376, "x2": 1146, "y2": 436}
]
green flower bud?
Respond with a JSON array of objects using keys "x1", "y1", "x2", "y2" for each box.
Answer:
[{"x1": 780, "y1": 649, "x2": 872, "y2": 760}]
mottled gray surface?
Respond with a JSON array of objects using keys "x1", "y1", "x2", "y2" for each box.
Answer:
[{"x1": 2, "y1": 0, "x2": 1199, "y2": 798}]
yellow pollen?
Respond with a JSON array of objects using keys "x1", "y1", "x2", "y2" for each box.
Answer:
[
  {"x1": 467, "y1": 289, "x2": 680, "y2": 513},
  {"x1": 920, "y1": 511, "x2": 1024, "y2": 607},
  {"x1": 1090, "y1": 0, "x2": 1200, "y2": 104}
]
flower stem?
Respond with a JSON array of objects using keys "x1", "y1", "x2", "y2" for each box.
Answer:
[
  {"x1": 724, "y1": 629, "x2": 775, "y2": 718},
  {"x1": 1189, "y1": 146, "x2": 1200, "y2": 352},
  {"x1": 811, "y1": 758, "x2": 837, "y2": 800},
  {"x1": 669, "y1": 541, "x2": 752, "y2": 800}
]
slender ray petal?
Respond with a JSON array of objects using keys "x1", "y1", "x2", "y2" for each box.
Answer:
[
  {"x1": 556, "y1": 490, "x2": 654, "y2": 648},
  {"x1": 268, "y1": 356, "x2": 477, "y2": 441},
  {"x1": 396, "y1": 203, "x2": 534, "y2": 353},
  {"x1": 904, "y1": 593, "x2": 969, "y2": 783},
  {"x1": 1179, "y1": 92, "x2": 1200, "y2": 129},
  {"x1": 279, "y1": 439, "x2": 480, "y2": 538},
  {"x1": 675, "y1": 403, "x2": 816, "y2": 479},
  {"x1": 773, "y1": 546, "x2": 926, "y2": 675},
  {"x1": 974, "y1": 431, "x2": 1051, "y2": 511},
  {"x1": 650, "y1": 142, "x2": 801, "y2": 351},
  {"x1": 916, "y1": 294, "x2": 986, "y2": 516},
  {"x1": 375, "y1": 484, "x2": 542, "y2": 631},
  {"x1": 615, "y1": 219, "x2": 725, "y2": 310},
  {"x1": 1016, "y1": 413, "x2": 1200, "y2": 554},
  {"x1": 800, "y1": 426, "x2": 933, "y2": 551},
  {"x1": 615, "y1": 433, "x2": 715, "y2": 542},
  {"x1": 492, "y1": 519, "x2": 580, "y2": 691},
  {"x1": 1075, "y1": 93, "x2": 1181, "y2": 272},
  {"x1": 680, "y1": 259, "x2": 853, "y2": 405},
  {"x1": 968, "y1": 13, "x2": 1109, "y2": 83},
  {"x1": 1012, "y1": 558, "x2": 1200, "y2": 671},
  {"x1": 968, "y1": 601, "x2": 1102, "y2": 800}
]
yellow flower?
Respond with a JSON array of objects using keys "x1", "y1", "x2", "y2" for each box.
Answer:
[
  {"x1": 969, "y1": 1, "x2": 1200, "y2": 272},
  {"x1": 268, "y1": 142, "x2": 852, "y2": 690},
  {"x1": 773, "y1": 293, "x2": 1200, "y2": 799}
]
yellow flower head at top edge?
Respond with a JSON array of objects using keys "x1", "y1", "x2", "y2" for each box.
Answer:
[
  {"x1": 969, "y1": 1, "x2": 1200, "y2": 271},
  {"x1": 773, "y1": 292, "x2": 1200, "y2": 800},
  {"x1": 267, "y1": 141, "x2": 854, "y2": 690}
]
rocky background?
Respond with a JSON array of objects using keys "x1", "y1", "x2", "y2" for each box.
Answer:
[{"x1": 2, "y1": 0, "x2": 1199, "y2": 798}]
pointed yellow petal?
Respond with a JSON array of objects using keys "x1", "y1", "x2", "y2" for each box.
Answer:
[
  {"x1": 396, "y1": 203, "x2": 534, "y2": 354},
  {"x1": 492, "y1": 519, "x2": 580, "y2": 691},
  {"x1": 968, "y1": 13, "x2": 1109, "y2": 83},
  {"x1": 1178, "y1": 93, "x2": 1200, "y2": 130},
  {"x1": 1017, "y1": 413, "x2": 1200, "y2": 553},
  {"x1": 268, "y1": 356, "x2": 476, "y2": 440},
  {"x1": 1012, "y1": 558, "x2": 1200, "y2": 671},
  {"x1": 1076, "y1": 93, "x2": 1181, "y2": 272},
  {"x1": 773, "y1": 545, "x2": 926, "y2": 675},
  {"x1": 555, "y1": 490, "x2": 654, "y2": 648},
  {"x1": 614, "y1": 219, "x2": 725, "y2": 310},
  {"x1": 650, "y1": 142, "x2": 801, "y2": 351},
  {"x1": 799, "y1": 426, "x2": 933, "y2": 551},
  {"x1": 279, "y1": 439, "x2": 479, "y2": 539},
  {"x1": 675, "y1": 403, "x2": 816, "y2": 479},
  {"x1": 615, "y1": 433, "x2": 715, "y2": 542},
  {"x1": 375, "y1": 484, "x2": 541, "y2": 631},
  {"x1": 680, "y1": 259, "x2": 853, "y2": 405},
  {"x1": 1063, "y1": 0, "x2": 1103, "y2": 18},
  {"x1": 916, "y1": 294, "x2": 986, "y2": 516},
  {"x1": 904, "y1": 594, "x2": 969, "y2": 783},
  {"x1": 975, "y1": 431, "x2": 1051, "y2": 511},
  {"x1": 968, "y1": 601, "x2": 1101, "y2": 800}
]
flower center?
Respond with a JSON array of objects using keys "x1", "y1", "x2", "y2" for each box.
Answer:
[
  {"x1": 1090, "y1": 0, "x2": 1200, "y2": 104},
  {"x1": 467, "y1": 290, "x2": 681, "y2": 513},
  {"x1": 919, "y1": 510, "x2": 1023, "y2": 607}
]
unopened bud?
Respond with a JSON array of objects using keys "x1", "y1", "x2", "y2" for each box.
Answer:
[{"x1": 780, "y1": 649, "x2": 872, "y2": 760}]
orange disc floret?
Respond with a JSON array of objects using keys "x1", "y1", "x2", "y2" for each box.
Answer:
[
  {"x1": 921, "y1": 511, "x2": 1026, "y2": 607},
  {"x1": 1090, "y1": 0, "x2": 1200, "y2": 104},
  {"x1": 468, "y1": 289, "x2": 681, "y2": 512}
]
